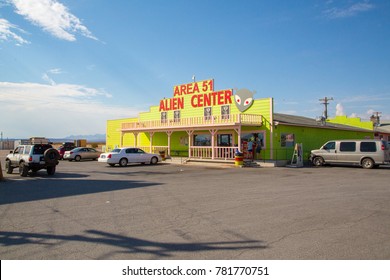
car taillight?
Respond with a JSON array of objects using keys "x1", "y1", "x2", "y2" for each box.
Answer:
[
  {"x1": 108, "y1": 154, "x2": 112, "y2": 158},
  {"x1": 29, "y1": 156, "x2": 33, "y2": 162},
  {"x1": 381, "y1": 144, "x2": 385, "y2": 151},
  {"x1": 70, "y1": 151, "x2": 73, "y2": 154}
]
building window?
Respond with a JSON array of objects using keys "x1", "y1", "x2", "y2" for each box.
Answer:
[
  {"x1": 161, "y1": 112, "x2": 167, "y2": 123},
  {"x1": 218, "y1": 134, "x2": 232, "y2": 146},
  {"x1": 281, "y1": 133, "x2": 295, "y2": 147},
  {"x1": 204, "y1": 107, "x2": 212, "y2": 121},
  {"x1": 221, "y1": 105, "x2": 230, "y2": 120},
  {"x1": 174, "y1": 110, "x2": 180, "y2": 122},
  {"x1": 193, "y1": 134, "x2": 211, "y2": 146}
]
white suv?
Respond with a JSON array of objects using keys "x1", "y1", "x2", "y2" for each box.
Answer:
[{"x1": 5, "y1": 144, "x2": 60, "y2": 177}]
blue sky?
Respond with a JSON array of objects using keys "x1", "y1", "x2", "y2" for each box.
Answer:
[{"x1": 1, "y1": 0, "x2": 389, "y2": 138}]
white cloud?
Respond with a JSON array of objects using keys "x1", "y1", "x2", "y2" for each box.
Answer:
[
  {"x1": 335, "y1": 103, "x2": 345, "y2": 116},
  {"x1": 324, "y1": 1, "x2": 374, "y2": 19},
  {"x1": 11, "y1": 0, "x2": 97, "y2": 41},
  {"x1": 42, "y1": 68, "x2": 62, "y2": 85},
  {"x1": 42, "y1": 73, "x2": 56, "y2": 85},
  {"x1": 48, "y1": 68, "x2": 63, "y2": 74},
  {"x1": 0, "y1": 82, "x2": 140, "y2": 138},
  {"x1": 0, "y1": 18, "x2": 30, "y2": 45}
]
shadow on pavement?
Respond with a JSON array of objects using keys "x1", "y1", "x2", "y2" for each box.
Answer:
[
  {"x1": 0, "y1": 229, "x2": 267, "y2": 259},
  {"x1": 0, "y1": 178, "x2": 162, "y2": 205}
]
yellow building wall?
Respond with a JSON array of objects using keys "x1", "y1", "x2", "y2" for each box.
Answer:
[
  {"x1": 106, "y1": 117, "x2": 137, "y2": 151},
  {"x1": 328, "y1": 116, "x2": 373, "y2": 130}
]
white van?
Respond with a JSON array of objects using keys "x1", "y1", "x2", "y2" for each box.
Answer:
[{"x1": 310, "y1": 139, "x2": 390, "y2": 169}]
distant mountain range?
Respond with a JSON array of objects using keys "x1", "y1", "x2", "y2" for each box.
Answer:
[
  {"x1": 1, "y1": 134, "x2": 106, "y2": 143},
  {"x1": 51, "y1": 134, "x2": 106, "y2": 143}
]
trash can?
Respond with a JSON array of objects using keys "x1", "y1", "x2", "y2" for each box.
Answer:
[
  {"x1": 159, "y1": 151, "x2": 166, "y2": 161},
  {"x1": 234, "y1": 152, "x2": 244, "y2": 167}
]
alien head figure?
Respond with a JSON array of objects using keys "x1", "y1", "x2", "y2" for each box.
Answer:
[{"x1": 234, "y1": 88, "x2": 255, "y2": 112}]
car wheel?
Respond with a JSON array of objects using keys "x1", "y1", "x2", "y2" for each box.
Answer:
[
  {"x1": 19, "y1": 162, "x2": 29, "y2": 177},
  {"x1": 75, "y1": 155, "x2": 81, "y2": 162},
  {"x1": 150, "y1": 156, "x2": 158, "y2": 165},
  {"x1": 362, "y1": 158, "x2": 374, "y2": 169},
  {"x1": 5, "y1": 160, "x2": 13, "y2": 174},
  {"x1": 312, "y1": 156, "x2": 324, "y2": 167},
  {"x1": 119, "y1": 158, "x2": 128, "y2": 167},
  {"x1": 47, "y1": 166, "x2": 56, "y2": 175}
]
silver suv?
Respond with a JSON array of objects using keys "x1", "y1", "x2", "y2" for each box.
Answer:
[{"x1": 5, "y1": 144, "x2": 60, "y2": 177}]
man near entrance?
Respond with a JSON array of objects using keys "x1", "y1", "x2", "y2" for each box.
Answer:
[
  {"x1": 247, "y1": 138, "x2": 254, "y2": 160},
  {"x1": 255, "y1": 137, "x2": 262, "y2": 160}
]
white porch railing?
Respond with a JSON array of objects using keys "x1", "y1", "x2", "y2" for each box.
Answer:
[
  {"x1": 122, "y1": 113, "x2": 262, "y2": 130},
  {"x1": 191, "y1": 147, "x2": 236, "y2": 160},
  {"x1": 191, "y1": 146, "x2": 212, "y2": 159},
  {"x1": 214, "y1": 147, "x2": 236, "y2": 159},
  {"x1": 138, "y1": 146, "x2": 236, "y2": 160}
]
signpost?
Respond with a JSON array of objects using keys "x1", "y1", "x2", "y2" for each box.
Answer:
[{"x1": 288, "y1": 143, "x2": 304, "y2": 167}]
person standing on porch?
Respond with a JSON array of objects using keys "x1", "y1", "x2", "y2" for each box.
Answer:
[
  {"x1": 255, "y1": 137, "x2": 262, "y2": 160},
  {"x1": 247, "y1": 138, "x2": 254, "y2": 161}
]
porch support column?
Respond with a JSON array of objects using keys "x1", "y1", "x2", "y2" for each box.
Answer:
[
  {"x1": 209, "y1": 129, "x2": 217, "y2": 159},
  {"x1": 186, "y1": 130, "x2": 194, "y2": 158},
  {"x1": 166, "y1": 131, "x2": 173, "y2": 155},
  {"x1": 149, "y1": 132, "x2": 154, "y2": 153},
  {"x1": 120, "y1": 131, "x2": 124, "y2": 147},
  {"x1": 133, "y1": 132, "x2": 139, "y2": 148},
  {"x1": 234, "y1": 126, "x2": 242, "y2": 152}
]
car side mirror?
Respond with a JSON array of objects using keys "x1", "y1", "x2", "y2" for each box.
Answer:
[{"x1": 10, "y1": 150, "x2": 13, "y2": 154}]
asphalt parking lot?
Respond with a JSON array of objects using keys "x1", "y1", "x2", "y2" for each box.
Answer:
[{"x1": 0, "y1": 155, "x2": 389, "y2": 260}]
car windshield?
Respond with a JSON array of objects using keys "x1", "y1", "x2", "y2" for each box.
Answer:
[
  {"x1": 111, "y1": 149, "x2": 121, "y2": 153},
  {"x1": 32, "y1": 145, "x2": 52, "y2": 155}
]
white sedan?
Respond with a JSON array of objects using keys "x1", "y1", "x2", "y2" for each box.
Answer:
[{"x1": 98, "y1": 147, "x2": 162, "y2": 167}]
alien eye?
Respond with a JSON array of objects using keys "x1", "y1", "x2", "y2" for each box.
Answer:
[
  {"x1": 244, "y1": 97, "x2": 253, "y2": 106},
  {"x1": 235, "y1": 95, "x2": 241, "y2": 105}
]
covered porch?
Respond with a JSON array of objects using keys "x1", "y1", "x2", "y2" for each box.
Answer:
[{"x1": 119, "y1": 114, "x2": 263, "y2": 160}]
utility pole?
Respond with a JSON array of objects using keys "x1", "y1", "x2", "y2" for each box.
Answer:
[
  {"x1": 370, "y1": 111, "x2": 381, "y2": 127},
  {"x1": 319, "y1": 97, "x2": 333, "y2": 119}
]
